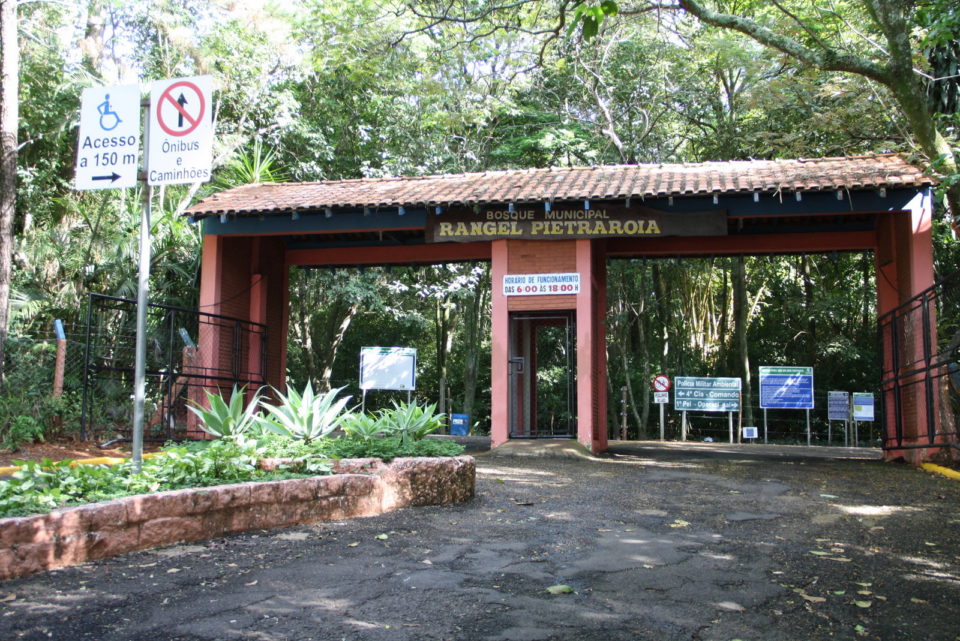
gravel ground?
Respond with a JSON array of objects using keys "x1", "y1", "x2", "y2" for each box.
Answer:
[{"x1": 1, "y1": 442, "x2": 958, "y2": 641}]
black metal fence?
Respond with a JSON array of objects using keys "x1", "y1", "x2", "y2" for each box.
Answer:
[
  {"x1": 878, "y1": 270, "x2": 960, "y2": 453},
  {"x1": 81, "y1": 294, "x2": 268, "y2": 443}
]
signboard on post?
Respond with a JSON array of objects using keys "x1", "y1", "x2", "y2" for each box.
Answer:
[
  {"x1": 147, "y1": 76, "x2": 214, "y2": 185},
  {"x1": 674, "y1": 377, "x2": 741, "y2": 412},
  {"x1": 759, "y1": 366, "x2": 814, "y2": 409},
  {"x1": 852, "y1": 393, "x2": 874, "y2": 421},
  {"x1": 360, "y1": 347, "x2": 417, "y2": 391},
  {"x1": 828, "y1": 391, "x2": 850, "y2": 421},
  {"x1": 653, "y1": 391, "x2": 669, "y2": 404},
  {"x1": 75, "y1": 84, "x2": 141, "y2": 190}
]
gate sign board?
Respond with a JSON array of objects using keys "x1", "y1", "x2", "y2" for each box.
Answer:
[
  {"x1": 828, "y1": 391, "x2": 850, "y2": 421},
  {"x1": 360, "y1": 347, "x2": 417, "y2": 391},
  {"x1": 426, "y1": 204, "x2": 728, "y2": 242},
  {"x1": 674, "y1": 377, "x2": 741, "y2": 412},
  {"x1": 147, "y1": 76, "x2": 213, "y2": 185},
  {"x1": 75, "y1": 84, "x2": 141, "y2": 190},
  {"x1": 503, "y1": 273, "x2": 580, "y2": 296},
  {"x1": 852, "y1": 393, "x2": 875, "y2": 421},
  {"x1": 759, "y1": 366, "x2": 814, "y2": 409}
]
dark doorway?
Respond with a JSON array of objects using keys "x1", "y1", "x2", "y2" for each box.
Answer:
[{"x1": 509, "y1": 311, "x2": 577, "y2": 438}]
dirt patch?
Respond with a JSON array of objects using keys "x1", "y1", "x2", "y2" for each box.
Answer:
[{"x1": 0, "y1": 439, "x2": 162, "y2": 467}]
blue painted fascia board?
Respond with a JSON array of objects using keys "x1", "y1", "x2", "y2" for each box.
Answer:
[
  {"x1": 203, "y1": 207, "x2": 427, "y2": 236},
  {"x1": 198, "y1": 187, "x2": 926, "y2": 236}
]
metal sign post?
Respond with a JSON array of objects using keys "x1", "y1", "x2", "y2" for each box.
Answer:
[
  {"x1": 75, "y1": 77, "x2": 213, "y2": 472},
  {"x1": 131, "y1": 180, "x2": 151, "y2": 471}
]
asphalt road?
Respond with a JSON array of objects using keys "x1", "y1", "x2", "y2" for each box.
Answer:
[{"x1": 1, "y1": 443, "x2": 958, "y2": 641}]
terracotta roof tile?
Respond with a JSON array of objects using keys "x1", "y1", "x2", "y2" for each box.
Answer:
[{"x1": 186, "y1": 154, "x2": 933, "y2": 216}]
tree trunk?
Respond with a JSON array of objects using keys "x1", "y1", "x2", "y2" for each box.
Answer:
[
  {"x1": 0, "y1": 0, "x2": 19, "y2": 390},
  {"x1": 461, "y1": 274, "x2": 488, "y2": 418},
  {"x1": 801, "y1": 256, "x2": 817, "y2": 367},
  {"x1": 733, "y1": 255, "x2": 753, "y2": 426},
  {"x1": 316, "y1": 300, "x2": 358, "y2": 392}
]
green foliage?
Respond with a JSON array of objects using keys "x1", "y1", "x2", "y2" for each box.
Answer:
[
  {"x1": 0, "y1": 439, "x2": 312, "y2": 519},
  {"x1": 257, "y1": 383, "x2": 352, "y2": 444},
  {"x1": 340, "y1": 412, "x2": 383, "y2": 443},
  {"x1": 376, "y1": 401, "x2": 446, "y2": 444},
  {"x1": 187, "y1": 385, "x2": 263, "y2": 440},
  {"x1": 318, "y1": 435, "x2": 464, "y2": 461}
]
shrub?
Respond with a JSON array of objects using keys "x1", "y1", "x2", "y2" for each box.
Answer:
[
  {"x1": 340, "y1": 412, "x2": 382, "y2": 442},
  {"x1": 377, "y1": 401, "x2": 445, "y2": 444},
  {"x1": 187, "y1": 385, "x2": 262, "y2": 440},
  {"x1": 257, "y1": 383, "x2": 351, "y2": 444}
]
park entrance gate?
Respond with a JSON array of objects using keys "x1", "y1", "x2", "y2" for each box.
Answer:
[{"x1": 184, "y1": 154, "x2": 952, "y2": 462}]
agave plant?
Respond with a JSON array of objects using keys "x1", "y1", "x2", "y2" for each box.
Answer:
[
  {"x1": 340, "y1": 412, "x2": 382, "y2": 443},
  {"x1": 378, "y1": 401, "x2": 445, "y2": 444},
  {"x1": 187, "y1": 385, "x2": 262, "y2": 441},
  {"x1": 257, "y1": 382, "x2": 351, "y2": 444}
]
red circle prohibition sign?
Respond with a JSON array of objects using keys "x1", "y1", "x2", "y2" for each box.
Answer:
[
  {"x1": 156, "y1": 80, "x2": 205, "y2": 137},
  {"x1": 652, "y1": 375, "x2": 671, "y2": 392}
]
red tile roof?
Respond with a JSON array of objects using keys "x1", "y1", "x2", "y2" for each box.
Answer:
[{"x1": 186, "y1": 153, "x2": 933, "y2": 216}]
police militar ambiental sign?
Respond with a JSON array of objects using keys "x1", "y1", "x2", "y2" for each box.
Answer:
[{"x1": 426, "y1": 204, "x2": 727, "y2": 242}]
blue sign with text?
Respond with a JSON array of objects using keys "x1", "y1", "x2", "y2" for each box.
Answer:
[
  {"x1": 759, "y1": 366, "x2": 814, "y2": 409},
  {"x1": 674, "y1": 376, "x2": 741, "y2": 412}
]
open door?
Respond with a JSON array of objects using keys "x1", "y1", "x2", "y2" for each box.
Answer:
[{"x1": 508, "y1": 311, "x2": 577, "y2": 438}]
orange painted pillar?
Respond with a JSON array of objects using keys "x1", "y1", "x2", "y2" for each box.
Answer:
[
  {"x1": 876, "y1": 191, "x2": 937, "y2": 461},
  {"x1": 490, "y1": 239, "x2": 510, "y2": 448},
  {"x1": 190, "y1": 235, "x2": 226, "y2": 437},
  {"x1": 575, "y1": 239, "x2": 608, "y2": 454}
]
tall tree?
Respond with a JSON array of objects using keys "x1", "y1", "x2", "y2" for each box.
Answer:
[
  {"x1": 0, "y1": 0, "x2": 18, "y2": 387},
  {"x1": 670, "y1": 0, "x2": 960, "y2": 228}
]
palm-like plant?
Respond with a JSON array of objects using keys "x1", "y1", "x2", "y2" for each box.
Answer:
[
  {"x1": 340, "y1": 412, "x2": 382, "y2": 443},
  {"x1": 378, "y1": 401, "x2": 445, "y2": 444},
  {"x1": 256, "y1": 383, "x2": 351, "y2": 444},
  {"x1": 186, "y1": 385, "x2": 262, "y2": 441}
]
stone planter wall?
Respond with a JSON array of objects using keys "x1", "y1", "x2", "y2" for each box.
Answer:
[{"x1": 0, "y1": 456, "x2": 474, "y2": 581}]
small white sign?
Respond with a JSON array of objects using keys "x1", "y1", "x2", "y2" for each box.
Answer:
[
  {"x1": 742, "y1": 426, "x2": 759, "y2": 439},
  {"x1": 653, "y1": 391, "x2": 669, "y2": 404},
  {"x1": 75, "y1": 84, "x2": 141, "y2": 190},
  {"x1": 503, "y1": 273, "x2": 580, "y2": 296},
  {"x1": 360, "y1": 347, "x2": 417, "y2": 391},
  {"x1": 147, "y1": 75, "x2": 213, "y2": 185}
]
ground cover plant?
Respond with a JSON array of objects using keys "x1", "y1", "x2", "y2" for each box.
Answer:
[{"x1": 0, "y1": 385, "x2": 464, "y2": 518}]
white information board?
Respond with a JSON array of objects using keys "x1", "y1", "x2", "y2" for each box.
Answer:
[
  {"x1": 147, "y1": 75, "x2": 214, "y2": 185},
  {"x1": 360, "y1": 347, "x2": 417, "y2": 391},
  {"x1": 503, "y1": 273, "x2": 580, "y2": 296},
  {"x1": 75, "y1": 84, "x2": 141, "y2": 190},
  {"x1": 852, "y1": 393, "x2": 875, "y2": 421}
]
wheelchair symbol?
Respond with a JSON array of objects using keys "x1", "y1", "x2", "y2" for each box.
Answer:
[{"x1": 97, "y1": 94, "x2": 121, "y2": 131}]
